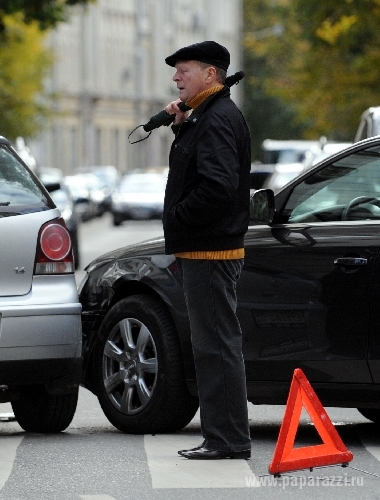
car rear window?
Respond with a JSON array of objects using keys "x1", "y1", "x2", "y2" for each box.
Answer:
[{"x1": 0, "y1": 145, "x2": 52, "y2": 216}]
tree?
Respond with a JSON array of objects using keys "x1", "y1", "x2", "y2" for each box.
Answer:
[
  {"x1": 0, "y1": 14, "x2": 53, "y2": 140},
  {"x1": 0, "y1": 1, "x2": 94, "y2": 140},
  {"x1": 243, "y1": 0, "x2": 310, "y2": 160},
  {"x1": 0, "y1": 1, "x2": 94, "y2": 31},
  {"x1": 244, "y1": 0, "x2": 380, "y2": 147},
  {"x1": 287, "y1": 0, "x2": 380, "y2": 140}
]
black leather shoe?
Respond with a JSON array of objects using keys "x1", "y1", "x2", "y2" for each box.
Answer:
[
  {"x1": 178, "y1": 441, "x2": 205, "y2": 456},
  {"x1": 180, "y1": 446, "x2": 251, "y2": 460}
]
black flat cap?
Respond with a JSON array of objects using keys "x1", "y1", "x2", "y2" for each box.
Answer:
[{"x1": 165, "y1": 41, "x2": 230, "y2": 71}]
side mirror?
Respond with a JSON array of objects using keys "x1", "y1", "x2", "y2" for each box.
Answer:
[
  {"x1": 250, "y1": 188, "x2": 275, "y2": 224},
  {"x1": 43, "y1": 182, "x2": 61, "y2": 193},
  {"x1": 75, "y1": 197, "x2": 89, "y2": 204}
]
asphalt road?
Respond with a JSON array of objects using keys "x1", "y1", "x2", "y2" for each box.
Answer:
[
  {"x1": 77, "y1": 214, "x2": 165, "y2": 271},
  {"x1": 0, "y1": 214, "x2": 380, "y2": 499}
]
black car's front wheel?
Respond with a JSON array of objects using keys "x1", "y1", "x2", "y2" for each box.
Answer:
[{"x1": 93, "y1": 295, "x2": 198, "y2": 433}]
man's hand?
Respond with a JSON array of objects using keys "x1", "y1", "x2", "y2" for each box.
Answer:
[{"x1": 165, "y1": 99, "x2": 189, "y2": 125}]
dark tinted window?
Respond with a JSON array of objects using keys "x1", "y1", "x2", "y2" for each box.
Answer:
[
  {"x1": 0, "y1": 145, "x2": 52, "y2": 216},
  {"x1": 281, "y1": 145, "x2": 380, "y2": 223}
]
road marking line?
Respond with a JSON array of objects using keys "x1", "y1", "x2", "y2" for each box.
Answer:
[
  {"x1": 359, "y1": 434, "x2": 380, "y2": 461},
  {"x1": 0, "y1": 435, "x2": 23, "y2": 491},
  {"x1": 144, "y1": 434, "x2": 253, "y2": 489},
  {"x1": 79, "y1": 496, "x2": 117, "y2": 500}
]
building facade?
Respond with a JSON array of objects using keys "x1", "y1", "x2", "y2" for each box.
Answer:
[{"x1": 32, "y1": 0, "x2": 243, "y2": 174}]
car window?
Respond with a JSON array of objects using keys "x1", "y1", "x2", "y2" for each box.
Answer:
[
  {"x1": 0, "y1": 145, "x2": 51, "y2": 215},
  {"x1": 281, "y1": 145, "x2": 380, "y2": 223}
]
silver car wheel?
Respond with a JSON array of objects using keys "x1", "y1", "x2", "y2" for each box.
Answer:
[{"x1": 102, "y1": 317, "x2": 158, "y2": 415}]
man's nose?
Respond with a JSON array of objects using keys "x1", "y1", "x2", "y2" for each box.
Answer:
[{"x1": 173, "y1": 72, "x2": 180, "y2": 82}]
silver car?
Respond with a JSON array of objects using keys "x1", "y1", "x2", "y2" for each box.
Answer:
[
  {"x1": 111, "y1": 172, "x2": 167, "y2": 225},
  {"x1": 0, "y1": 136, "x2": 81, "y2": 433}
]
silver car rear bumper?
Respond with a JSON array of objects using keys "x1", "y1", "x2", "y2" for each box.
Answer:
[{"x1": 0, "y1": 274, "x2": 81, "y2": 361}]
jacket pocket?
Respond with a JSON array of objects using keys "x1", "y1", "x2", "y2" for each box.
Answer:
[{"x1": 167, "y1": 205, "x2": 188, "y2": 229}]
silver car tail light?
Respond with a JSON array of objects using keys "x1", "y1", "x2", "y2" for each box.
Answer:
[{"x1": 34, "y1": 218, "x2": 75, "y2": 274}]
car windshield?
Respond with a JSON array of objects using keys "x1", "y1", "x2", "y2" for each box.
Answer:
[
  {"x1": 0, "y1": 145, "x2": 51, "y2": 215},
  {"x1": 282, "y1": 145, "x2": 380, "y2": 222}
]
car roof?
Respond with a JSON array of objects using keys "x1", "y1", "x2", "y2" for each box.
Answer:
[
  {"x1": 262, "y1": 139, "x2": 319, "y2": 151},
  {"x1": 360, "y1": 106, "x2": 380, "y2": 118},
  {"x1": 121, "y1": 172, "x2": 166, "y2": 182}
]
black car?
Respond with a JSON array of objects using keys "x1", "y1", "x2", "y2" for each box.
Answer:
[{"x1": 79, "y1": 136, "x2": 380, "y2": 434}]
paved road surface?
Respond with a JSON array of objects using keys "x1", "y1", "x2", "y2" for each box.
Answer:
[{"x1": 0, "y1": 390, "x2": 380, "y2": 499}]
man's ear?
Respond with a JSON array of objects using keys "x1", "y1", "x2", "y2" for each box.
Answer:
[{"x1": 205, "y1": 66, "x2": 217, "y2": 84}]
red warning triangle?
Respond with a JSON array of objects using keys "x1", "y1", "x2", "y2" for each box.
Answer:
[{"x1": 269, "y1": 368, "x2": 353, "y2": 475}]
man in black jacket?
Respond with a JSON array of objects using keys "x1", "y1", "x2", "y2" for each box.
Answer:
[{"x1": 163, "y1": 41, "x2": 252, "y2": 460}]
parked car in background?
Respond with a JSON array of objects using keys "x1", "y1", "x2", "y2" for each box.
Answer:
[
  {"x1": 0, "y1": 136, "x2": 81, "y2": 433},
  {"x1": 250, "y1": 139, "x2": 319, "y2": 191},
  {"x1": 262, "y1": 162, "x2": 304, "y2": 193},
  {"x1": 64, "y1": 174, "x2": 99, "y2": 222},
  {"x1": 249, "y1": 162, "x2": 275, "y2": 191},
  {"x1": 75, "y1": 165, "x2": 119, "y2": 212},
  {"x1": 78, "y1": 172, "x2": 109, "y2": 216},
  {"x1": 111, "y1": 172, "x2": 167, "y2": 226},
  {"x1": 261, "y1": 140, "x2": 353, "y2": 193},
  {"x1": 354, "y1": 106, "x2": 380, "y2": 142},
  {"x1": 37, "y1": 167, "x2": 81, "y2": 269},
  {"x1": 302, "y1": 141, "x2": 353, "y2": 171},
  {"x1": 79, "y1": 135, "x2": 380, "y2": 433},
  {"x1": 260, "y1": 139, "x2": 320, "y2": 165}
]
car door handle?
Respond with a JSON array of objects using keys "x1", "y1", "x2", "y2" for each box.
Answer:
[{"x1": 334, "y1": 257, "x2": 368, "y2": 266}]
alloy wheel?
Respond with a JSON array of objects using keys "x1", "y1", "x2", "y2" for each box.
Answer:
[{"x1": 102, "y1": 317, "x2": 158, "y2": 415}]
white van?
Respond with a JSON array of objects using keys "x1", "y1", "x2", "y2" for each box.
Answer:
[
  {"x1": 354, "y1": 106, "x2": 380, "y2": 142},
  {"x1": 260, "y1": 139, "x2": 320, "y2": 164}
]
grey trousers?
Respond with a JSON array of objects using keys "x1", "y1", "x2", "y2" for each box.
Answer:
[{"x1": 177, "y1": 258, "x2": 251, "y2": 452}]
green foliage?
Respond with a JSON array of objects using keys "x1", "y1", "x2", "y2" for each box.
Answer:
[
  {"x1": 0, "y1": 15, "x2": 53, "y2": 140},
  {"x1": 0, "y1": 1, "x2": 93, "y2": 140},
  {"x1": 287, "y1": 0, "x2": 380, "y2": 139},
  {"x1": 243, "y1": 0, "x2": 380, "y2": 152},
  {"x1": 243, "y1": 0, "x2": 310, "y2": 160},
  {"x1": 0, "y1": 0, "x2": 94, "y2": 31}
]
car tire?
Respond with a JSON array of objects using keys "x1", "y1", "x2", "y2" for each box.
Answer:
[
  {"x1": 112, "y1": 215, "x2": 122, "y2": 226},
  {"x1": 93, "y1": 295, "x2": 199, "y2": 434},
  {"x1": 357, "y1": 408, "x2": 380, "y2": 424},
  {"x1": 11, "y1": 386, "x2": 78, "y2": 433}
]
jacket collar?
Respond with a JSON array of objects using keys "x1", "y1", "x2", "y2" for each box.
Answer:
[{"x1": 185, "y1": 86, "x2": 230, "y2": 126}]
